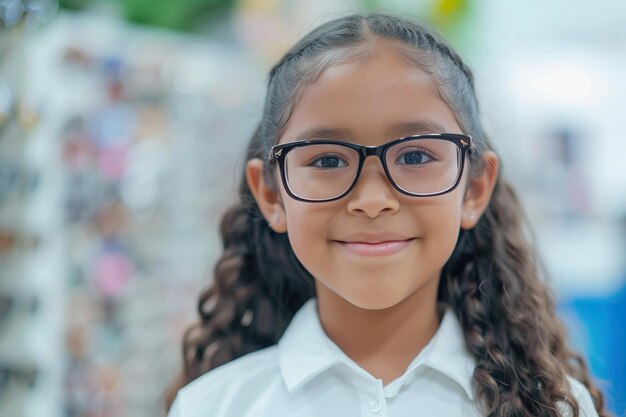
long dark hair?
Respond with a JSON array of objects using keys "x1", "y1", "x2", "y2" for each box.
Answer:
[{"x1": 165, "y1": 13, "x2": 609, "y2": 417}]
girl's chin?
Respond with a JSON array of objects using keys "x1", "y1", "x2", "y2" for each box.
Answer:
[
  {"x1": 340, "y1": 291, "x2": 407, "y2": 311},
  {"x1": 315, "y1": 279, "x2": 404, "y2": 310}
]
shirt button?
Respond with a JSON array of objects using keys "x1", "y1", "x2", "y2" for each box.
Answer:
[{"x1": 369, "y1": 400, "x2": 382, "y2": 413}]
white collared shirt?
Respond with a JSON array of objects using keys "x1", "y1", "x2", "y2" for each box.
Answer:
[{"x1": 168, "y1": 298, "x2": 598, "y2": 417}]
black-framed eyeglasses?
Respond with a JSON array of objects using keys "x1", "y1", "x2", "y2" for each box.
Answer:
[{"x1": 268, "y1": 133, "x2": 472, "y2": 203}]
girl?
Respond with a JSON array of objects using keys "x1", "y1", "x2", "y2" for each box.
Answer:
[{"x1": 165, "y1": 12, "x2": 610, "y2": 417}]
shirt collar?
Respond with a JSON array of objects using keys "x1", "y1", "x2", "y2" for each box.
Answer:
[{"x1": 277, "y1": 298, "x2": 475, "y2": 400}]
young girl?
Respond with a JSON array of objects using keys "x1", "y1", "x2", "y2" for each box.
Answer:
[{"x1": 165, "y1": 12, "x2": 610, "y2": 417}]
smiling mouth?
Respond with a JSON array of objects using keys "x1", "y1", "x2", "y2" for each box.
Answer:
[{"x1": 334, "y1": 238, "x2": 416, "y2": 257}]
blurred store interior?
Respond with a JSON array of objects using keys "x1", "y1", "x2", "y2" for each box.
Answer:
[{"x1": 0, "y1": 0, "x2": 625, "y2": 416}]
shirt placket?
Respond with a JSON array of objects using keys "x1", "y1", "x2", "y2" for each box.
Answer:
[{"x1": 356, "y1": 377, "x2": 388, "y2": 417}]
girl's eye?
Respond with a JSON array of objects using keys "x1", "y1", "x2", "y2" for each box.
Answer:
[
  {"x1": 395, "y1": 150, "x2": 434, "y2": 165},
  {"x1": 309, "y1": 154, "x2": 349, "y2": 169}
]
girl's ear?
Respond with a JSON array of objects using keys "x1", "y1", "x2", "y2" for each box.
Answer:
[
  {"x1": 460, "y1": 151, "x2": 499, "y2": 230},
  {"x1": 246, "y1": 158, "x2": 287, "y2": 233}
]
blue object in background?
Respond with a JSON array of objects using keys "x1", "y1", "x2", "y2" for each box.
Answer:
[{"x1": 558, "y1": 284, "x2": 626, "y2": 415}]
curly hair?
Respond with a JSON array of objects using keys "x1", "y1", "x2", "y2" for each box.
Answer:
[{"x1": 165, "y1": 13, "x2": 610, "y2": 417}]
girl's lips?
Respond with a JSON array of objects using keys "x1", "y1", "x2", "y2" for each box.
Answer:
[{"x1": 336, "y1": 238, "x2": 415, "y2": 257}]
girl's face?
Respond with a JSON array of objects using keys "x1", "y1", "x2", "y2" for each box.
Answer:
[{"x1": 248, "y1": 44, "x2": 497, "y2": 311}]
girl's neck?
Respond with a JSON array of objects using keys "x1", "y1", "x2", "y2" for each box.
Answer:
[{"x1": 314, "y1": 277, "x2": 442, "y2": 385}]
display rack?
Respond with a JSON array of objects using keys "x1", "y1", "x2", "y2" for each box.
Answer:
[
  {"x1": 1, "y1": 2, "x2": 64, "y2": 416},
  {"x1": 3, "y1": 9, "x2": 263, "y2": 417}
]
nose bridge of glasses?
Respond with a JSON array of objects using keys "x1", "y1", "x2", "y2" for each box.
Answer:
[
  {"x1": 363, "y1": 145, "x2": 378, "y2": 155},
  {"x1": 356, "y1": 146, "x2": 392, "y2": 188},
  {"x1": 359, "y1": 148, "x2": 384, "y2": 168},
  {"x1": 360, "y1": 145, "x2": 386, "y2": 166}
]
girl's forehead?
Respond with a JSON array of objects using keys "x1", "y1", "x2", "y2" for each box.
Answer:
[{"x1": 279, "y1": 48, "x2": 461, "y2": 144}]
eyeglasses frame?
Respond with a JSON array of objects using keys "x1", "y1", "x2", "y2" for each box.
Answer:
[{"x1": 268, "y1": 133, "x2": 473, "y2": 203}]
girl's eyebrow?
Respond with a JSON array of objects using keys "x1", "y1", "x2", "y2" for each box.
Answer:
[
  {"x1": 293, "y1": 119, "x2": 448, "y2": 141},
  {"x1": 388, "y1": 120, "x2": 448, "y2": 137},
  {"x1": 295, "y1": 126, "x2": 351, "y2": 140}
]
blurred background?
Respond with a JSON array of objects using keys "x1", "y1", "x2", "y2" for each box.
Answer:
[{"x1": 0, "y1": 0, "x2": 624, "y2": 416}]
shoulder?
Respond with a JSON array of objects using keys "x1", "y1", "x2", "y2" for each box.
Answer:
[
  {"x1": 563, "y1": 376, "x2": 600, "y2": 417},
  {"x1": 169, "y1": 345, "x2": 280, "y2": 417}
]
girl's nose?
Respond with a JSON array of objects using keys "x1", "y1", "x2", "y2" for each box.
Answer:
[{"x1": 345, "y1": 158, "x2": 400, "y2": 218}]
